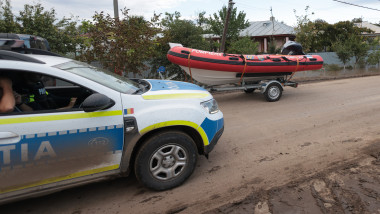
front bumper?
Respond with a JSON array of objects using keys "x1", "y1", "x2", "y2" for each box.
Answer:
[{"x1": 204, "y1": 126, "x2": 224, "y2": 154}]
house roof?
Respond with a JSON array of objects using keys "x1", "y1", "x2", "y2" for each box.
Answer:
[
  {"x1": 239, "y1": 19, "x2": 295, "y2": 37},
  {"x1": 354, "y1": 21, "x2": 380, "y2": 34}
]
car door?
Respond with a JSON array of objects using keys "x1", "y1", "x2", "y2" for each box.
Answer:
[{"x1": 0, "y1": 70, "x2": 124, "y2": 201}]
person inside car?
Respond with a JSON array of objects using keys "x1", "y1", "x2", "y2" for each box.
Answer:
[
  {"x1": 14, "y1": 73, "x2": 77, "y2": 111},
  {"x1": 0, "y1": 76, "x2": 15, "y2": 113}
]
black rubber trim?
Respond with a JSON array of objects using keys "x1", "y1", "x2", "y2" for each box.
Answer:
[
  {"x1": 204, "y1": 126, "x2": 224, "y2": 154},
  {"x1": 168, "y1": 51, "x2": 323, "y2": 66}
]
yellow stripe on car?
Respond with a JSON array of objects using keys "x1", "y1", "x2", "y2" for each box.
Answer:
[
  {"x1": 140, "y1": 120, "x2": 209, "y2": 146},
  {"x1": 0, "y1": 164, "x2": 120, "y2": 194},
  {"x1": 0, "y1": 110, "x2": 122, "y2": 125},
  {"x1": 142, "y1": 93, "x2": 209, "y2": 100}
]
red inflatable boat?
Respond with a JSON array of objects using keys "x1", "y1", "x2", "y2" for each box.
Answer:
[{"x1": 167, "y1": 46, "x2": 323, "y2": 85}]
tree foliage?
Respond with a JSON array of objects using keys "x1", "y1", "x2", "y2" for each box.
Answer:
[
  {"x1": 228, "y1": 37, "x2": 258, "y2": 54},
  {"x1": 294, "y1": 6, "x2": 372, "y2": 53},
  {"x1": 367, "y1": 39, "x2": 380, "y2": 68},
  {"x1": 0, "y1": 0, "x2": 19, "y2": 32},
  {"x1": 77, "y1": 9, "x2": 160, "y2": 76},
  {"x1": 367, "y1": 50, "x2": 380, "y2": 67},
  {"x1": 207, "y1": 6, "x2": 249, "y2": 50},
  {"x1": 348, "y1": 35, "x2": 370, "y2": 67},
  {"x1": 332, "y1": 39, "x2": 353, "y2": 69},
  {"x1": 150, "y1": 12, "x2": 214, "y2": 81},
  {"x1": 0, "y1": 0, "x2": 80, "y2": 55}
]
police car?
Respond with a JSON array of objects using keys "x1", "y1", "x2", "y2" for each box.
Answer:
[{"x1": 0, "y1": 49, "x2": 224, "y2": 204}]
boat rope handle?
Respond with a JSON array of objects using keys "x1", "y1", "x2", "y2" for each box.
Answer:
[
  {"x1": 286, "y1": 57, "x2": 300, "y2": 82},
  {"x1": 295, "y1": 57, "x2": 300, "y2": 72},
  {"x1": 187, "y1": 48, "x2": 193, "y2": 83},
  {"x1": 238, "y1": 55, "x2": 248, "y2": 85}
]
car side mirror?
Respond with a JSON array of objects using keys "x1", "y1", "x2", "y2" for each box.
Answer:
[{"x1": 81, "y1": 93, "x2": 115, "y2": 112}]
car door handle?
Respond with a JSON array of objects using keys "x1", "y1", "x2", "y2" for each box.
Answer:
[{"x1": 0, "y1": 132, "x2": 21, "y2": 145}]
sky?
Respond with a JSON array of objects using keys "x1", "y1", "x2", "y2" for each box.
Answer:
[{"x1": 8, "y1": 0, "x2": 380, "y2": 26}]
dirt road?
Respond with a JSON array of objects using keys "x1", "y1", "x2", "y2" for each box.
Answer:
[{"x1": 2, "y1": 76, "x2": 380, "y2": 214}]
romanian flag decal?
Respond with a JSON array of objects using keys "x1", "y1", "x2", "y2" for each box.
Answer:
[{"x1": 124, "y1": 108, "x2": 134, "y2": 115}]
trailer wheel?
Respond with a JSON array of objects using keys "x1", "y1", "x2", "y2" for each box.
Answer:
[
  {"x1": 264, "y1": 82, "x2": 282, "y2": 102},
  {"x1": 134, "y1": 131, "x2": 198, "y2": 191},
  {"x1": 244, "y1": 88, "x2": 255, "y2": 93}
]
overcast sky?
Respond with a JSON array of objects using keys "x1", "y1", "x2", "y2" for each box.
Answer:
[{"x1": 8, "y1": 0, "x2": 380, "y2": 26}]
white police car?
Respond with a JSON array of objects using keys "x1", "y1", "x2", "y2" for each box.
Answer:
[{"x1": 0, "y1": 50, "x2": 224, "y2": 204}]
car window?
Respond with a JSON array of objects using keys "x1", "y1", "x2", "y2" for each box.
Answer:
[
  {"x1": 54, "y1": 61, "x2": 139, "y2": 94},
  {"x1": 22, "y1": 39, "x2": 30, "y2": 48},
  {"x1": 0, "y1": 71, "x2": 93, "y2": 115},
  {"x1": 41, "y1": 76, "x2": 74, "y2": 87}
]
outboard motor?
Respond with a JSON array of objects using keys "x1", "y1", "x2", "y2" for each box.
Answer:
[{"x1": 281, "y1": 41, "x2": 305, "y2": 55}]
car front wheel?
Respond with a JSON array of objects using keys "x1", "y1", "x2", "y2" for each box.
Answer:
[{"x1": 134, "y1": 130, "x2": 198, "y2": 191}]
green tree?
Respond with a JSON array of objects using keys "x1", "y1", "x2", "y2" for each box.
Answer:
[
  {"x1": 0, "y1": 0, "x2": 19, "y2": 32},
  {"x1": 228, "y1": 36, "x2": 258, "y2": 54},
  {"x1": 151, "y1": 12, "x2": 213, "y2": 81},
  {"x1": 367, "y1": 38, "x2": 380, "y2": 68},
  {"x1": 0, "y1": 1, "x2": 80, "y2": 55},
  {"x1": 267, "y1": 37, "x2": 281, "y2": 54},
  {"x1": 294, "y1": 7, "x2": 372, "y2": 53},
  {"x1": 77, "y1": 9, "x2": 160, "y2": 76},
  {"x1": 332, "y1": 39, "x2": 353, "y2": 69},
  {"x1": 207, "y1": 6, "x2": 249, "y2": 49},
  {"x1": 195, "y1": 11, "x2": 208, "y2": 28},
  {"x1": 293, "y1": 6, "x2": 316, "y2": 52},
  {"x1": 348, "y1": 35, "x2": 370, "y2": 68},
  {"x1": 367, "y1": 50, "x2": 380, "y2": 68}
]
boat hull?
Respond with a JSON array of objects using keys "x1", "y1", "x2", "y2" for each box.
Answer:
[
  {"x1": 180, "y1": 66, "x2": 292, "y2": 85},
  {"x1": 167, "y1": 46, "x2": 323, "y2": 85}
]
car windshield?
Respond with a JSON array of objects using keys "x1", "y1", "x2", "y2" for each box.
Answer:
[{"x1": 54, "y1": 60, "x2": 139, "y2": 94}]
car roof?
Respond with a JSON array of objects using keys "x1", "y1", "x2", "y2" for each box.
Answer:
[
  {"x1": 26, "y1": 54, "x2": 72, "y2": 67},
  {"x1": 0, "y1": 50, "x2": 72, "y2": 67}
]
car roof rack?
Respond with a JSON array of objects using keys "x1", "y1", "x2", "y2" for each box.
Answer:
[
  {"x1": 0, "y1": 38, "x2": 60, "y2": 57},
  {"x1": 0, "y1": 50, "x2": 46, "y2": 64},
  {"x1": 0, "y1": 33, "x2": 19, "y2": 39},
  {"x1": 8, "y1": 47, "x2": 62, "y2": 57}
]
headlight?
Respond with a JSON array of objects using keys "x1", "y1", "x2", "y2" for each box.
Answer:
[{"x1": 201, "y1": 99, "x2": 219, "y2": 114}]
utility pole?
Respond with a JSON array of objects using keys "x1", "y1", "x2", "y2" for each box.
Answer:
[
  {"x1": 113, "y1": 0, "x2": 119, "y2": 19},
  {"x1": 220, "y1": 0, "x2": 235, "y2": 53}
]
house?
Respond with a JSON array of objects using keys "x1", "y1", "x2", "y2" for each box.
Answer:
[
  {"x1": 239, "y1": 17, "x2": 295, "y2": 53},
  {"x1": 354, "y1": 21, "x2": 380, "y2": 38},
  {"x1": 204, "y1": 17, "x2": 295, "y2": 53}
]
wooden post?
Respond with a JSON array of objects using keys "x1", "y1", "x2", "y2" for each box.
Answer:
[
  {"x1": 113, "y1": 0, "x2": 119, "y2": 19},
  {"x1": 220, "y1": 0, "x2": 234, "y2": 53}
]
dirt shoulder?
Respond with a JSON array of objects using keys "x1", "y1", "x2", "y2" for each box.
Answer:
[{"x1": 205, "y1": 141, "x2": 380, "y2": 214}]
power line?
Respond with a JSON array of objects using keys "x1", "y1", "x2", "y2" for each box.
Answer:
[{"x1": 332, "y1": 0, "x2": 380, "y2": 12}]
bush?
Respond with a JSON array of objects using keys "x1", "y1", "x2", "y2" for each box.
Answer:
[
  {"x1": 227, "y1": 37, "x2": 259, "y2": 54},
  {"x1": 325, "y1": 64, "x2": 341, "y2": 71}
]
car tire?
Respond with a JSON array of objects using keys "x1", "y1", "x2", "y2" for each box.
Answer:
[
  {"x1": 134, "y1": 130, "x2": 198, "y2": 191},
  {"x1": 264, "y1": 82, "x2": 282, "y2": 102}
]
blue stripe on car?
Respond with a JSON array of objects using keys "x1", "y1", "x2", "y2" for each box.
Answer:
[{"x1": 146, "y1": 79, "x2": 207, "y2": 91}]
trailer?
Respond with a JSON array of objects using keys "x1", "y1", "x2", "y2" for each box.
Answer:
[{"x1": 207, "y1": 77, "x2": 298, "y2": 102}]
